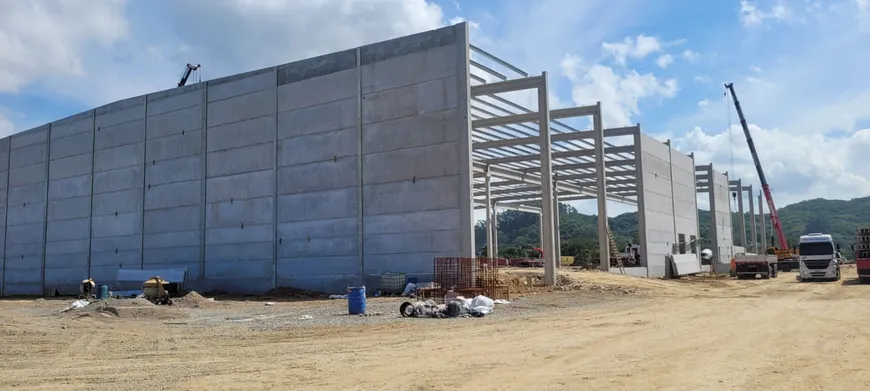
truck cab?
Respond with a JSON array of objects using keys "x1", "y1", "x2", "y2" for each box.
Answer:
[{"x1": 798, "y1": 233, "x2": 841, "y2": 282}]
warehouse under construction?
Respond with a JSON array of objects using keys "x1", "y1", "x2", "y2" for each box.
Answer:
[{"x1": 0, "y1": 23, "x2": 767, "y2": 295}]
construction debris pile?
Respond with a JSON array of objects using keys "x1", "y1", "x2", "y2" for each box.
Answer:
[{"x1": 400, "y1": 294, "x2": 506, "y2": 319}]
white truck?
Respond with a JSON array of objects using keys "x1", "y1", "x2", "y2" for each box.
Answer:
[{"x1": 797, "y1": 233, "x2": 841, "y2": 282}]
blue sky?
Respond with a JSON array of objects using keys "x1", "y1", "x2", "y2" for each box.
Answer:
[{"x1": 1, "y1": 0, "x2": 869, "y2": 216}]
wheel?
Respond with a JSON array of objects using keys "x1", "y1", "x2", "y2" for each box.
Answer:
[
  {"x1": 780, "y1": 264, "x2": 791, "y2": 272},
  {"x1": 761, "y1": 274, "x2": 770, "y2": 280},
  {"x1": 860, "y1": 277, "x2": 869, "y2": 284}
]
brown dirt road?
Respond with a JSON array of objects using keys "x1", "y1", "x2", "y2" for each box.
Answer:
[{"x1": 3, "y1": 268, "x2": 870, "y2": 391}]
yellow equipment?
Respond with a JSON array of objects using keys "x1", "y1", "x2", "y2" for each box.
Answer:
[{"x1": 142, "y1": 276, "x2": 173, "y2": 305}]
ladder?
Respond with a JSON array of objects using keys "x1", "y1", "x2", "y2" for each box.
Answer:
[{"x1": 607, "y1": 228, "x2": 625, "y2": 274}]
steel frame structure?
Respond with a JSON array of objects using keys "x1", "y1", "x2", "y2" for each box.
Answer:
[{"x1": 466, "y1": 44, "x2": 644, "y2": 283}]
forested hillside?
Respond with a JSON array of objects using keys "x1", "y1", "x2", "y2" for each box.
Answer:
[{"x1": 475, "y1": 196, "x2": 870, "y2": 262}]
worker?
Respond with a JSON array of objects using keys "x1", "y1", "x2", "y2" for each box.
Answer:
[{"x1": 80, "y1": 278, "x2": 96, "y2": 299}]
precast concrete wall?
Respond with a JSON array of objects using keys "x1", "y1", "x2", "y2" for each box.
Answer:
[
  {"x1": 709, "y1": 170, "x2": 734, "y2": 263},
  {"x1": 636, "y1": 134, "x2": 700, "y2": 278},
  {"x1": 0, "y1": 23, "x2": 474, "y2": 295},
  {"x1": 670, "y1": 151, "x2": 699, "y2": 258},
  {"x1": 637, "y1": 134, "x2": 674, "y2": 278}
]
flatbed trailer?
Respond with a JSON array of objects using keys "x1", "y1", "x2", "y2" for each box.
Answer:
[{"x1": 734, "y1": 254, "x2": 778, "y2": 280}]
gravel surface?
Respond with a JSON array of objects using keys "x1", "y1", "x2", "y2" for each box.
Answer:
[{"x1": 10, "y1": 290, "x2": 643, "y2": 333}]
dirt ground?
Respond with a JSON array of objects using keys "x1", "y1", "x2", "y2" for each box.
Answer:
[{"x1": 2, "y1": 267, "x2": 870, "y2": 391}]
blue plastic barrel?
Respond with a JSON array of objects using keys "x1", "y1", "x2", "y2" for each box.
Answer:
[
  {"x1": 347, "y1": 286, "x2": 366, "y2": 315},
  {"x1": 99, "y1": 285, "x2": 109, "y2": 300}
]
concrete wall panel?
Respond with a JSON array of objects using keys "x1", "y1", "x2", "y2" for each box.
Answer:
[
  {"x1": 146, "y1": 130, "x2": 202, "y2": 161},
  {"x1": 49, "y1": 153, "x2": 92, "y2": 181},
  {"x1": 1, "y1": 23, "x2": 474, "y2": 295},
  {"x1": 637, "y1": 135, "x2": 675, "y2": 278}
]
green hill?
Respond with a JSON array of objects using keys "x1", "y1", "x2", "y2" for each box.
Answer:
[{"x1": 475, "y1": 196, "x2": 870, "y2": 262}]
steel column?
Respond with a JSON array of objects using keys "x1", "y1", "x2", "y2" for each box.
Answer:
[
  {"x1": 484, "y1": 167, "x2": 493, "y2": 259},
  {"x1": 537, "y1": 72, "x2": 557, "y2": 285},
  {"x1": 492, "y1": 203, "x2": 499, "y2": 258},
  {"x1": 594, "y1": 102, "x2": 610, "y2": 271},
  {"x1": 553, "y1": 181, "x2": 561, "y2": 269},
  {"x1": 747, "y1": 185, "x2": 756, "y2": 253},
  {"x1": 759, "y1": 190, "x2": 767, "y2": 250}
]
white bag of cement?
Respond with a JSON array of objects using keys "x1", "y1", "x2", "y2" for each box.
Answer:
[
  {"x1": 470, "y1": 295, "x2": 494, "y2": 310},
  {"x1": 402, "y1": 282, "x2": 416, "y2": 296},
  {"x1": 472, "y1": 306, "x2": 493, "y2": 315},
  {"x1": 329, "y1": 294, "x2": 348, "y2": 299},
  {"x1": 61, "y1": 300, "x2": 91, "y2": 313},
  {"x1": 494, "y1": 299, "x2": 510, "y2": 305}
]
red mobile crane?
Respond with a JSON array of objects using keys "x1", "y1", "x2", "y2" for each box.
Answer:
[{"x1": 725, "y1": 83, "x2": 799, "y2": 270}]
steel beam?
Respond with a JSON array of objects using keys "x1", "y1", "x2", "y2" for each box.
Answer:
[
  {"x1": 481, "y1": 145, "x2": 635, "y2": 165},
  {"x1": 472, "y1": 112, "x2": 539, "y2": 129},
  {"x1": 527, "y1": 159, "x2": 635, "y2": 173},
  {"x1": 550, "y1": 105, "x2": 597, "y2": 119},
  {"x1": 470, "y1": 75, "x2": 544, "y2": 96}
]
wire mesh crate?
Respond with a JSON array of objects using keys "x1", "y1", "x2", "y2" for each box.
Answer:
[{"x1": 380, "y1": 271, "x2": 407, "y2": 295}]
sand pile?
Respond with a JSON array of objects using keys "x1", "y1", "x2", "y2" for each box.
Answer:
[
  {"x1": 173, "y1": 291, "x2": 219, "y2": 308},
  {"x1": 500, "y1": 272, "x2": 643, "y2": 296}
]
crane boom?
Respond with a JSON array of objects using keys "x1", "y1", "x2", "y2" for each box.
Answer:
[
  {"x1": 724, "y1": 82, "x2": 789, "y2": 251},
  {"x1": 178, "y1": 63, "x2": 201, "y2": 87}
]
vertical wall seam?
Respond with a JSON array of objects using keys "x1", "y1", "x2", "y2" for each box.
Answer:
[
  {"x1": 632, "y1": 129, "x2": 647, "y2": 277},
  {"x1": 200, "y1": 84, "x2": 208, "y2": 285},
  {"x1": 272, "y1": 67, "x2": 279, "y2": 290},
  {"x1": 666, "y1": 141, "x2": 678, "y2": 275},
  {"x1": 1, "y1": 138, "x2": 10, "y2": 296},
  {"x1": 455, "y1": 22, "x2": 474, "y2": 258},
  {"x1": 139, "y1": 99, "x2": 148, "y2": 269},
  {"x1": 86, "y1": 110, "x2": 97, "y2": 278},
  {"x1": 355, "y1": 47, "x2": 364, "y2": 285},
  {"x1": 41, "y1": 125, "x2": 52, "y2": 295}
]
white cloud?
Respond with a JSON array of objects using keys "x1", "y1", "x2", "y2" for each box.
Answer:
[
  {"x1": 858, "y1": 0, "x2": 869, "y2": 11},
  {"x1": 682, "y1": 49, "x2": 700, "y2": 62},
  {"x1": 561, "y1": 54, "x2": 678, "y2": 127},
  {"x1": 656, "y1": 54, "x2": 674, "y2": 69},
  {"x1": 0, "y1": 0, "x2": 128, "y2": 93},
  {"x1": 602, "y1": 34, "x2": 662, "y2": 64},
  {"x1": 2, "y1": 0, "x2": 449, "y2": 110},
  {"x1": 750, "y1": 65, "x2": 763, "y2": 73},
  {"x1": 697, "y1": 99, "x2": 711, "y2": 108},
  {"x1": 674, "y1": 124, "x2": 870, "y2": 205},
  {"x1": 740, "y1": 0, "x2": 792, "y2": 26},
  {"x1": 0, "y1": 110, "x2": 14, "y2": 138},
  {"x1": 694, "y1": 75, "x2": 711, "y2": 83}
]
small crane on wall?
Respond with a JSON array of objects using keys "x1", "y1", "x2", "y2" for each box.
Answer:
[{"x1": 178, "y1": 63, "x2": 201, "y2": 87}]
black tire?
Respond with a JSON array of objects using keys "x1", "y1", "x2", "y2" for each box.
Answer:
[
  {"x1": 860, "y1": 277, "x2": 869, "y2": 284},
  {"x1": 780, "y1": 264, "x2": 791, "y2": 272}
]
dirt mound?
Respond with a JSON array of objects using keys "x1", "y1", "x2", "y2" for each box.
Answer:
[
  {"x1": 262, "y1": 286, "x2": 328, "y2": 300},
  {"x1": 173, "y1": 291, "x2": 219, "y2": 308},
  {"x1": 500, "y1": 271, "x2": 643, "y2": 296}
]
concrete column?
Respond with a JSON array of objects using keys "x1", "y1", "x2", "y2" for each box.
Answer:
[
  {"x1": 736, "y1": 179, "x2": 746, "y2": 247},
  {"x1": 553, "y1": 181, "x2": 561, "y2": 269},
  {"x1": 537, "y1": 72, "x2": 557, "y2": 285},
  {"x1": 594, "y1": 102, "x2": 610, "y2": 272},
  {"x1": 492, "y1": 202, "x2": 499, "y2": 258},
  {"x1": 690, "y1": 153, "x2": 701, "y2": 256},
  {"x1": 707, "y1": 164, "x2": 718, "y2": 261},
  {"x1": 759, "y1": 191, "x2": 767, "y2": 251},
  {"x1": 484, "y1": 167, "x2": 493, "y2": 259},
  {"x1": 747, "y1": 185, "x2": 756, "y2": 253}
]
